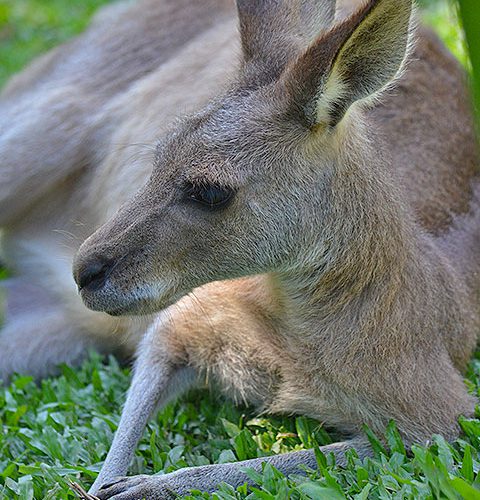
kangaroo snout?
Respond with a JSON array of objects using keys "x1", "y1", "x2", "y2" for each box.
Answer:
[
  {"x1": 72, "y1": 223, "x2": 131, "y2": 312},
  {"x1": 72, "y1": 248, "x2": 122, "y2": 314},
  {"x1": 72, "y1": 221, "x2": 175, "y2": 316},
  {"x1": 74, "y1": 255, "x2": 114, "y2": 293}
]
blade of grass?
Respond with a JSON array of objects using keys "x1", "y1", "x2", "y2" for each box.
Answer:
[{"x1": 457, "y1": 0, "x2": 480, "y2": 129}]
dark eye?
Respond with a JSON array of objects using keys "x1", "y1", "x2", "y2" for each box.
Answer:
[{"x1": 184, "y1": 182, "x2": 234, "y2": 209}]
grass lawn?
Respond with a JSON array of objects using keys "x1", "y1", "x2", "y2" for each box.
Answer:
[
  {"x1": 2, "y1": 353, "x2": 480, "y2": 499},
  {"x1": 1, "y1": 1, "x2": 479, "y2": 499}
]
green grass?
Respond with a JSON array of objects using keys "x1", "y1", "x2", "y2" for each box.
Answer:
[
  {"x1": 2, "y1": 354, "x2": 480, "y2": 499},
  {"x1": 421, "y1": 1, "x2": 469, "y2": 66},
  {"x1": 1, "y1": 1, "x2": 480, "y2": 499},
  {"x1": 457, "y1": 0, "x2": 480, "y2": 127},
  {"x1": 0, "y1": 0, "x2": 114, "y2": 88}
]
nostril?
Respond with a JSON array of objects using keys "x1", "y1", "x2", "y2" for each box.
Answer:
[{"x1": 77, "y1": 258, "x2": 114, "y2": 292}]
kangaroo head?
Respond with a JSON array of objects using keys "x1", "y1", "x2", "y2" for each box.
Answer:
[{"x1": 74, "y1": 0, "x2": 414, "y2": 315}]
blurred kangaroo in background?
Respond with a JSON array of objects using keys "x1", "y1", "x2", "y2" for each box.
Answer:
[
  {"x1": 1, "y1": 0, "x2": 480, "y2": 496},
  {"x1": 67, "y1": 0, "x2": 480, "y2": 497}
]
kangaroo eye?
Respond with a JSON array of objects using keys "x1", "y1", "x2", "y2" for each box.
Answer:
[{"x1": 184, "y1": 182, "x2": 234, "y2": 209}]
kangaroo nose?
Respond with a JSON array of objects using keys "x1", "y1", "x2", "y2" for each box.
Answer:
[{"x1": 75, "y1": 257, "x2": 114, "y2": 292}]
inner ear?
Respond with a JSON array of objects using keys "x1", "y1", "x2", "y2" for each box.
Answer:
[
  {"x1": 281, "y1": 0, "x2": 414, "y2": 128},
  {"x1": 326, "y1": 0, "x2": 413, "y2": 124}
]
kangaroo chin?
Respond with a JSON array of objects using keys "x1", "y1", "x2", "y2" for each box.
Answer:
[{"x1": 80, "y1": 278, "x2": 181, "y2": 316}]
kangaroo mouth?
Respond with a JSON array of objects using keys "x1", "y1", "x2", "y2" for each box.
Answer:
[
  {"x1": 79, "y1": 279, "x2": 179, "y2": 316},
  {"x1": 74, "y1": 249, "x2": 182, "y2": 316}
]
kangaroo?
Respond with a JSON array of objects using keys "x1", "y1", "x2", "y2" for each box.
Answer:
[{"x1": 68, "y1": 0, "x2": 480, "y2": 497}]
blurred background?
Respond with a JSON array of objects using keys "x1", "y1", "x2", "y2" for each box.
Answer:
[
  {"x1": 0, "y1": 1, "x2": 476, "y2": 103},
  {"x1": 0, "y1": 0, "x2": 477, "y2": 118},
  {"x1": 0, "y1": 0, "x2": 478, "y2": 123}
]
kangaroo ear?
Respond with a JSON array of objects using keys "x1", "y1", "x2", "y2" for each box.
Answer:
[
  {"x1": 237, "y1": 0, "x2": 336, "y2": 84},
  {"x1": 282, "y1": 0, "x2": 414, "y2": 128}
]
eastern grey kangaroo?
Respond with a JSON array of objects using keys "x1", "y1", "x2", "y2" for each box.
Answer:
[{"x1": 71, "y1": 0, "x2": 480, "y2": 497}]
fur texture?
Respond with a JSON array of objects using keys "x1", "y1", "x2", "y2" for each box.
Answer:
[{"x1": 0, "y1": 0, "x2": 479, "y2": 497}]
